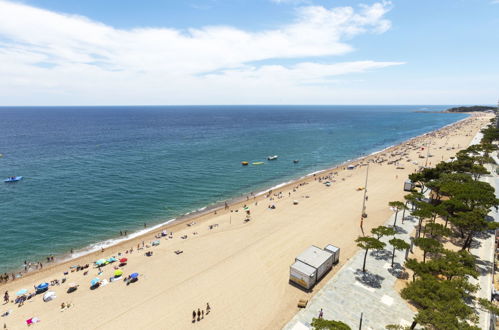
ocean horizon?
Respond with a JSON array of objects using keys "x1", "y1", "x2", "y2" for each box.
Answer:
[{"x1": 0, "y1": 105, "x2": 467, "y2": 274}]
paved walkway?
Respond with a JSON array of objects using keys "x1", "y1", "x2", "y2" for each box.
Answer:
[{"x1": 284, "y1": 210, "x2": 418, "y2": 329}]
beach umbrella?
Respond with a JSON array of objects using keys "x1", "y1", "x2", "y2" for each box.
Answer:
[
  {"x1": 107, "y1": 257, "x2": 118, "y2": 263},
  {"x1": 16, "y1": 289, "x2": 28, "y2": 296},
  {"x1": 119, "y1": 258, "x2": 127, "y2": 263},
  {"x1": 67, "y1": 283, "x2": 77, "y2": 288},
  {"x1": 95, "y1": 259, "x2": 107, "y2": 266},
  {"x1": 26, "y1": 317, "x2": 40, "y2": 325},
  {"x1": 43, "y1": 291, "x2": 56, "y2": 302},
  {"x1": 36, "y1": 283, "x2": 49, "y2": 291},
  {"x1": 90, "y1": 278, "x2": 100, "y2": 286},
  {"x1": 130, "y1": 273, "x2": 139, "y2": 279},
  {"x1": 114, "y1": 270, "x2": 123, "y2": 277}
]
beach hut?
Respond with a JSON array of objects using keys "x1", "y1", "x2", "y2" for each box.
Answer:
[
  {"x1": 295, "y1": 246, "x2": 333, "y2": 282},
  {"x1": 289, "y1": 260, "x2": 316, "y2": 290},
  {"x1": 323, "y1": 244, "x2": 340, "y2": 264}
]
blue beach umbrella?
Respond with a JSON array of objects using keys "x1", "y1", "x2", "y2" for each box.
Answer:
[
  {"x1": 130, "y1": 273, "x2": 139, "y2": 279},
  {"x1": 36, "y1": 283, "x2": 49, "y2": 291},
  {"x1": 90, "y1": 278, "x2": 100, "y2": 286},
  {"x1": 107, "y1": 257, "x2": 118, "y2": 263},
  {"x1": 16, "y1": 289, "x2": 28, "y2": 296},
  {"x1": 95, "y1": 259, "x2": 107, "y2": 266}
]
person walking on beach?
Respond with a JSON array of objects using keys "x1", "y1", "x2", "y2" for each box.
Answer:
[
  {"x1": 192, "y1": 310, "x2": 196, "y2": 323},
  {"x1": 3, "y1": 291, "x2": 8, "y2": 304},
  {"x1": 206, "y1": 302, "x2": 211, "y2": 314},
  {"x1": 197, "y1": 308, "x2": 201, "y2": 321},
  {"x1": 318, "y1": 308, "x2": 323, "y2": 319},
  {"x1": 202, "y1": 310, "x2": 204, "y2": 319}
]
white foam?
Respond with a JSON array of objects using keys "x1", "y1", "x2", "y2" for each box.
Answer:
[
  {"x1": 67, "y1": 218, "x2": 176, "y2": 261},
  {"x1": 59, "y1": 114, "x2": 472, "y2": 266}
]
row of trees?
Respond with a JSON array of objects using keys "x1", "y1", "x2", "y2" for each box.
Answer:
[{"x1": 396, "y1": 121, "x2": 499, "y2": 329}]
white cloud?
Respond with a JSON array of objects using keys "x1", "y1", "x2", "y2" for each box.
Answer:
[{"x1": 0, "y1": 0, "x2": 399, "y2": 105}]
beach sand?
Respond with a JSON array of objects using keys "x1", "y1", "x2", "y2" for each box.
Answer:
[{"x1": 0, "y1": 113, "x2": 491, "y2": 330}]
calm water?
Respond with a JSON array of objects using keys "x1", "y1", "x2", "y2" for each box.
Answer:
[{"x1": 0, "y1": 106, "x2": 466, "y2": 273}]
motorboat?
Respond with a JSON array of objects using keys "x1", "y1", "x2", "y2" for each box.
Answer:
[
  {"x1": 241, "y1": 161, "x2": 249, "y2": 166},
  {"x1": 252, "y1": 162, "x2": 264, "y2": 165},
  {"x1": 4, "y1": 176, "x2": 23, "y2": 183},
  {"x1": 267, "y1": 155, "x2": 278, "y2": 160},
  {"x1": 293, "y1": 160, "x2": 299, "y2": 164}
]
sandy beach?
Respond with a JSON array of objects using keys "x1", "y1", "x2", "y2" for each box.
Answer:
[{"x1": 0, "y1": 113, "x2": 492, "y2": 330}]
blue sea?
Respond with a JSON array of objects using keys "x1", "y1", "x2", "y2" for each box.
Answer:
[{"x1": 0, "y1": 106, "x2": 467, "y2": 274}]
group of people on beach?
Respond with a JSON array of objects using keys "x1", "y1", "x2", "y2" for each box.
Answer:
[{"x1": 192, "y1": 303, "x2": 211, "y2": 323}]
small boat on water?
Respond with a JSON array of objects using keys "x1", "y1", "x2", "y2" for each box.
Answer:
[
  {"x1": 252, "y1": 162, "x2": 264, "y2": 165},
  {"x1": 241, "y1": 161, "x2": 249, "y2": 166},
  {"x1": 4, "y1": 176, "x2": 23, "y2": 183},
  {"x1": 267, "y1": 155, "x2": 278, "y2": 161},
  {"x1": 293, "y1": 160, "x2": 299, "y2": 164}
]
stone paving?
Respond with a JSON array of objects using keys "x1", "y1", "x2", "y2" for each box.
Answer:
[{"x1": 284, "y1": 210, "x2": 418, "y2": 330}]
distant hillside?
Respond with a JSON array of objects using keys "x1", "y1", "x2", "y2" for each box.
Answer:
[{"x1": 446, "y1": 106, "x2": 496, "y2": 113}]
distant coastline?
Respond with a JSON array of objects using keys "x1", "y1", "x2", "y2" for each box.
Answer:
[{"x1": 415, "y1": 105, "x2": 496, "y2": 114}]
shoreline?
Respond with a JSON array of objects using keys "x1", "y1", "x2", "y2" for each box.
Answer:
[
  {"x1": 0, "y1": 113, "x2": 472, "y2": 285},
  {"x1": 0, "y1": 112, "x2": 489, "y2": 330}
]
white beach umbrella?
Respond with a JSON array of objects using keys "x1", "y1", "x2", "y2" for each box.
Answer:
[{"x1": 43, "y1": 291, "x2": 56, "y2": 302}]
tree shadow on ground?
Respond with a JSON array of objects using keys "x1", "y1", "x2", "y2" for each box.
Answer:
[
  {"x1": 393, "y1": 225, "x2": 408, "y2": 235},
  {"x1": 475, "y1": 258, "x2": 494, "y2": 276},
  {"x1": 388, "y1": 262, "x2": 409, "y2": 280},
  {"x1": 370, "y1": 249, "x2": 392, "y2": 261},
  {"x1": 354, "y1": 269, "x2": 385, "y2": 288},
  {"x1": 402, "y1": 215, "x2": 417, "y2": 223}
]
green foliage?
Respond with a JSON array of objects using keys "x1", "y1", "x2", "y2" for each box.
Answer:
[
  {"x1": 426, "y1": 249, "x2": 478, "y2": 280},
  {"x1": 310, "y1": 318, "x2": 351, "y2": 330},
  {"x1": 385, "y1": 325, "x2": 411, "y2": 330},
  {"x1": 478, "y1": 298, "x2": 499, "y2": 315},
  {"x1": 450, "y1": 210, "x2": 499, "y2": 250},
  {"x1": 371, "y1": 225, "x2": 396, "y2": 239},
  {"x1": 389, "y1": 201, "x2": 407, "y2": 226},
  {"x1": 440, "y1": 179, "x2": 498, "y2": 213},
  {"x1": 389, "y1": 201, "x2": 406, "y2": 210},
  {"x1": 399, "y1": 120, "x2": 499, "y2": 330},
  {"x1": 389, "y1": 238, "x2": 410, "y2": 266},
  {"x1": 356, "y1": 236, "x2": 385, "y2": 272},
  {"x1": 414, "y1": 237, "x2": 442, "y2": 262},
  {"x1": 401, "y1": 275, "x2": 479, "y2": 329},
  {"x1": 409, "y1": 167, "x2": 442, "y2": 192},
  {"x1": 446, "y1": 106, "x2": 495, "y2": 112},
  {"x1": 481, "y1": 125, "x2": 499, "y2": 144},
  {"x1": 424, "y1": 222, "x2": 452, "y2": 239}
]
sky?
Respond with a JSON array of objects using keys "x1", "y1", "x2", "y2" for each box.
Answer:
[{"x1": 0, "y1": 0, "x2": 498, "y2": 105}]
